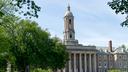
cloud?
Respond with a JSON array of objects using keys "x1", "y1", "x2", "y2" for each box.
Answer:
[{"x1": 32, "y1": 0, "x2": 128, "y2": 47}]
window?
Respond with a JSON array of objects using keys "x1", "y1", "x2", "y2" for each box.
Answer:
[
  {"x1": 104, "y1": 63, "x2": 106, "y2": 66},
  {"x1": 70, "y1": 34, "x2": 72, "y2": 38},
  {"x1": 119, "y1": 56, "x2": 121, "y2": 58},
  {"x1": 99, "y1": 63, "x2": 101, "y2": 66},
  {"x1": 69, "y1": 19, "x2": 71, "y2": 24}
]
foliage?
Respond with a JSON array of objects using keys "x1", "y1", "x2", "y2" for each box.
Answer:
[
  {"x1": 108, "y1": 69, "x2": 121, "y2": 72},
  {"x1": 0, "y1": 0, "x2": 15, "y2": 16},
  {"x1": 0, "y1": 15, "x2": 68, "y2": 71},
  {"x1": 47, "y1": 37, "x2": 69, "y2": 70},
  {"x1": 108, "y1": 0, "x2": 128, "y2": 27},
  {"x1": 0, "y1": 58, "x2": 6, "y2": 72},
  {"x1": 0, "y1": 26, "x2": 10, "y2": 54},
  {"x1": 108, "y1": 0, "x2": 128, "y2": 14},
  {"x1": 0, "y1": 0, "x2": 40, "y2": 18},
  {"x1": 11, "y1": 0, "x2": 41, "y2": 18},
  {"x1": 32, "y1": 68, "x2": 52, "y2": 72},
  {"x1": 120, "y1": 44, "x2": 126, "y2": 48},
  {"x1": 0, "y1": 21, "x2": 14, "y2": 72}
]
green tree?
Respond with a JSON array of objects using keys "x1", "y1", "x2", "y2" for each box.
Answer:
[
  {"x1": 120, "y1": 44, "x2": 126, "y2": 48},
  {"x1": 108, "y1": 0, "x2": 128, "y2": 27},
  {"x1": 14, "y1": 19, "x2": 51, "y2": 72},
  {"x1": 0, "y1": 0, "x2": 40, "y2": 18},
  {"x1": 0, "y1": 15, "x2": 68, "y2": 72},
  {"x1": 0, "y1": 58, "x2": 6, "y2": 72},
  {"x1": 0, "y1": 0, "x2": 14, "y2": 15},
  {"x1": 0, "y1": 26, "x2": 8, "y2": 72},
  {"x1": 11, "y1": 0, "x2": 41, "y2": 18},
  {"x1": 0, "y1": 15, "x2": 19, "y2": 72},
  {"x1": 47, "y1": 37, "x2": 68, "y2": 72},
  {"x1": 0, "y1": 19, "x2": 16, "y2": 72}
]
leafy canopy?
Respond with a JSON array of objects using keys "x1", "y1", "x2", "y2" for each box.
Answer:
[
  {"x1": 108, "y1": 0, "x2": 128, "y2": 27},
  {"x1": 0, "y1": 15, "x2": 68, "y2": 71},
  {"x1": 0, "y1": 0, "x2": 41, "y2": 18}
]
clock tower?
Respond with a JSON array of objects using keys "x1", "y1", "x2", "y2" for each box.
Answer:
[{"x1": 64, "y1": 5, "x2": 78, "y2": 45}]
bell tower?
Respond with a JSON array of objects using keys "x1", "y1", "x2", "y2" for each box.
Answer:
[
  {"x1": 64, "y1": 5, "x2": 78, "y2": 45},
  {"x1": 64, "y1": 5, "x2": 75, "y2": 40}
]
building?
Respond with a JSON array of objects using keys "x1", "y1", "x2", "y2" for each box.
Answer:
[
  {"x1": 97, "y1": 41, "x2": 128, "y2": 72},
  {"x1": 61, "y1": 5, "x2": 128, "y2": 72}
]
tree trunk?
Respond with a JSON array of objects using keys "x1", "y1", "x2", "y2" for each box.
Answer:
[
  {"x1": 53, "y1": 69, "x2": 57, "y2": 72},
  {"x1": 6, "y1": 61, "x2": 11, "y2": 72},
  {"x1": 18, "y1": 66, "x2": 25, "y2": 72},
  {"x1": 25, "y1": 65, "x2": 30, "y2": 72}
]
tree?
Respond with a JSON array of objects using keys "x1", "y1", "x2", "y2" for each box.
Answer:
[
  {"x1": 11, "y1": 0, "x2": 41, "y2": 18},
  {"x1": 0, "y1": 58, "x2": 6, "y2": 72},
  {"x1": 0, "y1": 15, "x2": 68, "y2": 72},
  {"x1": 0, "y1": 0, "x2": 40, "y2": 18},
  {"x1": 0, "y1": 18, "x2": 16, "y2": 72},
  {"x1": 120, "y1": 44, "x2": 126, "y2": 48},
  {"x1": 0, "y1": 26, "x2": 9, "y2": 72},
  {"x1": 14, "y1": 19, "x2": 51, "y2": 72},
  {"x1": 0, "y1": 0, "x2": 14, "y2": 15},
  {"x1": 47, "y1": 37, "x2": 68, "y2": 72},
  {"x1": 108, "y1": 0, "x2": 128, "y2": 27}
]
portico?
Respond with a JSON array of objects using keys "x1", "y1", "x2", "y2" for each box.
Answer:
[{"x1": 66, "y1": 49, "x2": 97, "y2": 72}]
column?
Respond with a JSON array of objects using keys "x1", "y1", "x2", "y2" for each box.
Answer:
[
  {"x1": 84, "y1": 53, "x2": 87, "y2": 72},
  {"x1": 89, "y1": 54, "x2": 92, "y2": 72},
  {"x1": 74, "y1": 53, "x2": 76, "y2": 72},
  {"x1": 79, "y1": 53, "x2": 82, "y2": 72},
  {"x1": 94, "y1": 54, "x2": 97, "y2": 72},
  {"x1": 69, "y1": 53, "x2": 72, "y2": 72}
]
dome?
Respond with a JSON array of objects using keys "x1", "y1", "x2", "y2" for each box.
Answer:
[
  {"x1": 64, "y1": 5, "x2": 73, "y2": 17},
  {"x1": 64, "y1": 11, "x2": 73, "y2": 17}
]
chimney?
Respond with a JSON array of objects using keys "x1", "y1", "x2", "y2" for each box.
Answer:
[{"x1": 109, "y1": 40, "x2": 112, "y2": 52}]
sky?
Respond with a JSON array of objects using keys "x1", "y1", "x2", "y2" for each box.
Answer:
[{"x1": 31, "y1": 0, "x2": 128, "y2": 48}]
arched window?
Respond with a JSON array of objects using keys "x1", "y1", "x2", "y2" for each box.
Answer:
[
  {"x1": 69, "y1": 19, "x2": 71, "y2": 24},
  {"x1": 70, "y1": 34, "x2": 72, "y2": 38}
]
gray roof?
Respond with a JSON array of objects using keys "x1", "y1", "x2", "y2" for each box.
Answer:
[{"x1": 113, "y1": 47, "x2": 128, "y2": 53}]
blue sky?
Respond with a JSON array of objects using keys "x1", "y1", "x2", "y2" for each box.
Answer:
[{"x1": 32, "y1": 0, "x2": 128, "y2": 47}]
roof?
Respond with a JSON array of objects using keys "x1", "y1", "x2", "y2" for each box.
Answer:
[
  {"x1": 114, "y1": 47, "x2": 128, "y2": 54},
  {"x1": 64, "y1": 5, "x2": 73, "y2": 17}
]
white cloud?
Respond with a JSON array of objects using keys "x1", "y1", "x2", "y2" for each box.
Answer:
[{"x1": 33, "y1": 0, "x2": 128, "y2": 47}]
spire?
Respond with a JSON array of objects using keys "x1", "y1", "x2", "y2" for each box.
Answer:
[
  {"x1": 64, "y1": 2, "x2": 73, "y2": 17},
  {"x1": 67, "y1": 5, "x2": 70, "y2": 11}
]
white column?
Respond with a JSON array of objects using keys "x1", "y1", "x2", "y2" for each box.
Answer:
[
  {"x1": 94, "y1": 54, "x2": 97, "y2": 72},
  {"x1": 74, "y1": 53, "x2": 76, "y2": 72},
  {"x1": 89, "y1": 54, "x2": 92, "y2": 72},
  {"x1": 84, "y1": 53, "x2": 87, "y2": 72},
  {"x1": 79, "y1": 53, "x2": 82, "y2": 72},
  {"x1": 69, "y1": 53, "x2": 72, "y2": 72}
]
